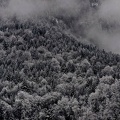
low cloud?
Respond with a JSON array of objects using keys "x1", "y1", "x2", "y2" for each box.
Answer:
[
  {"x1": 99, "y1": 0, "x2": 120, "y2": 23},
  {"x1": 0, "y1": 0, "x2": 82, "y2": 19}
]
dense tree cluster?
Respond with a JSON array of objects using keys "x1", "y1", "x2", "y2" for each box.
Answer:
[{"x1": 0, "y1": 17, "x2": 120, "y2": 120}]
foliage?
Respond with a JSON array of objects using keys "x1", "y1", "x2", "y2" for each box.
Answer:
[{"x1": 0, "y1": 16, "x2": 120, "y2": 120}]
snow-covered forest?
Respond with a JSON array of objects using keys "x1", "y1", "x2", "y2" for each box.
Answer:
[{"x1": 0, "y1": 0, "x2": 120, "y2": 120}]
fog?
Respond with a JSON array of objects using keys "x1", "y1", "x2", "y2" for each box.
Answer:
[
  {"x1": 86, "y1": 0, "x2": 120, "y2": 53},
  {"x1": 0, "y1": 0, "x2": 82, "y2": 19},
  {"x1": 99, "y1": 0, "x2": 120, "y2": 23},
  {"x1": 0, "y1": 0, "x2": 120, "y2": 53},
  {"x1": 97, "y1": 0, "x2": 120, "y2": 53}
]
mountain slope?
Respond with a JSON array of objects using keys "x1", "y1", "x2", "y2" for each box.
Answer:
[{"x1": 0, "y1": 17, "x2": 120, "y2": 120}]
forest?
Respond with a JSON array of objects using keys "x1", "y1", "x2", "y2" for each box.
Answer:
[
  {"x1": 0, "y1": 0, "x2": 120, "y2": 120},
  {"x1": 0, "y1": 16, "x2": 120, "y2": 120}
]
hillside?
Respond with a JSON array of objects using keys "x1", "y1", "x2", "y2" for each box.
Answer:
[{"x1": 0, "y1": 17, "x2": 120, "y2": 120}]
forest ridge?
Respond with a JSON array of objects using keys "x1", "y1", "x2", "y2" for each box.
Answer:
[
  {"x1": 0, "y1": 16, "x2": 120, "y2": 120},
  {"x1": 0, "y1": 0, "x2": 120, "y2": 120}
]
